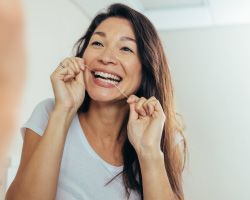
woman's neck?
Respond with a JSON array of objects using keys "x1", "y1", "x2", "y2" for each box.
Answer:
[{"x1": 80, "y1": 100, "x2": 129, "y2": 147}]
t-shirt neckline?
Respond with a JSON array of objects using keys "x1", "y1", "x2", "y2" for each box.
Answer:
[{"x1": 76, "y1": 113, "x2": 124, "y2": 171}]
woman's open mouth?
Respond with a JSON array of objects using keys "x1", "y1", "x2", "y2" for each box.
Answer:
[{"x1": 91, "y1": 70, "x2": 123, "y2": 88}]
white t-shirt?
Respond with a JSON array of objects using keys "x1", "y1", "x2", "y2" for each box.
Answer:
[{"x1": 21, "y1": 98, "x2": 183, "y2": 200}]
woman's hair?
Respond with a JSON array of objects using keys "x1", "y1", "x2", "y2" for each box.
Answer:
[{"x1": 74, "y1": 3, "x2": 187, "y2": 200}]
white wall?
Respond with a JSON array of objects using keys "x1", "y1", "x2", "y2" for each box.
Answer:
[
  {"x1": 161, "y1": 25, "x2": 250, "y2": 200},
  {"x1": 7, "y1": 1, "x2": 250, "y2": 200}
]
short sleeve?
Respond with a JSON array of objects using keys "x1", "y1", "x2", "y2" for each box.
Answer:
[{"x1": 20, "y1": 98, "x2": 55, "y2": 139}]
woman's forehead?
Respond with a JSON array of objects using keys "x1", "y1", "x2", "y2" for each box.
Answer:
[{"x1": 94, "y1": 17, "x2": 135, "y2": 39}]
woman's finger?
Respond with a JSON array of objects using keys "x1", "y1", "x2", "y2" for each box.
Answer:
[
  {"x1": 144, "y1": 102, "x2": 152, "y2": 115},
  {"x1": 145, "y1": 96, "x2": 157, "y2": 104},
  {"x1": 127, "y1": 94, "x2": 139, "y2": 103},
  {"x1": 128, "y1": 100, "x2": 138, "y2": 121},
  {"x1": 68, "y1": 57, "x2": 80, "y2": 74},
  {"x1": 53, "y1": 58, "x2": 80, "y2": 82},
  {"x1": 147, "y1": 99, "x2": 165, "y2": 119},
  {"x1": 135, "y1": 97, "x2": 147, "y2": 116},
  {"x1": 53, "y1": 64, "x2": 75, "y2": 82},
  {"x1": 147, "y1": 100, "x2": 157, "y2": 115},
  {"x1": 75, "y1": 57, "x2": 85, "y2": 70},
  {"x1": 63, "y1": 74, "x2": 74, "y2": 82},
  {"x1": 70, "y1": 57, "x2": 85, "y2": 84},
  {"x1": 143, "y1": 96, "x2": 157, "y2": 115},
  {"x1": 64, "y1": 58, "x2": 79, "y2": 75}
]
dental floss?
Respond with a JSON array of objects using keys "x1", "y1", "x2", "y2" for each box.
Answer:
[{"x1": 83, "y1": 64, "x2": 129, "y2": 99}]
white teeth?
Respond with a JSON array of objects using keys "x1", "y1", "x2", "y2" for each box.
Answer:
[
  {"x1": 94, "y1": 71, "x2": 121, "y2": 81},
  {"x1": 96, "y1": 77, "x2": 119, "y2": 85}
]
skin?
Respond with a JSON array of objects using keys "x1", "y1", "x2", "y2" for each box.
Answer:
[
  {"x1": 0, "y1": 0, "x2": 25, "y2": 180},
  {"x1": 6, "y1": 17, "x2": 183, "y2": 200}
]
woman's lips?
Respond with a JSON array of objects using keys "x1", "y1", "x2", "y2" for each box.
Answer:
[
  {"x1": 91, "y1": 72, "x2": 121, "y2": 88},
  {"x1": 90, "y1": 67, "x2": 123, "y2": 81}
]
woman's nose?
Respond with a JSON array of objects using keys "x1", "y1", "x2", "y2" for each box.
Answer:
[{"x1": 98, "y1": 47, "x2": 118, "y2": 65}]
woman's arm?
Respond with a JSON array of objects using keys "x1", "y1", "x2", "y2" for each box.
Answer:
[
  {"x1": 126, "y1": 95, "x2": 185, "y2": 199},
  {"x1": 5, "y1": 107, "x2": 75, "y2": 200},
  {"x1": 138, "y1": 141, "x2": 185, "y2": 200}
]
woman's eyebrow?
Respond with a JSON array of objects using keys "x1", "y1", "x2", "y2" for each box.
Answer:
[
  {"x1": 93, "y1": 31, "x2": 105, "y2": 37},
  {"x1": 93, "y1": 31, "x2": 135, "y2": 43},
  {"x1": 120, "y1": 36, "x2": 136, "y2": 43}
]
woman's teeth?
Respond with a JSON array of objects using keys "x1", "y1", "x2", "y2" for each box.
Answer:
[
  {"x1": 93, "y1": 71, "x2": 122, "y2": 83},
  {"x1": 96, "y1": 77, "x2": 120, "y2": 85}
]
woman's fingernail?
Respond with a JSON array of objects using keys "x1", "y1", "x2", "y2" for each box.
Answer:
[{"x1": 127, "y1": 99, "x2": 132, "y2": 104}]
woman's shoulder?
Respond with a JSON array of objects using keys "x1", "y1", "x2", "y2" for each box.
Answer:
[
  {"x1": 20, "y1": 98, "x2": 55, "y2": 138},
  {"x1": 33, "y1": 98, "x2": 55, "y2": 115},
  {"x1": 26, "y1": 97, "x2": 55, "y2": 127}
]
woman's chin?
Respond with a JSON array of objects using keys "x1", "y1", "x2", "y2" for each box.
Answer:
[
  {"x1": 88, "y1": 93, "x2": 124, "y2": 103},
  {"x1": 89, "y1": 94, "x2": 127, "y2": 104}
]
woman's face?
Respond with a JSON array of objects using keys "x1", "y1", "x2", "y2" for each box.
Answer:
[{"x1": 83, "y1": 17, "x2": 142, "y2": 102}]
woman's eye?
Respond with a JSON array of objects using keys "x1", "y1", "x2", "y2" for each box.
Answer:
[
  {"x1": 91, "y1": 41, "x2": 103, "y2": 47},
  {"x1": 121, "y1": 47, "x2": 133, "y2": 53}
]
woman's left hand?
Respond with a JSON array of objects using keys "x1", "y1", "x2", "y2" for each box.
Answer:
[{"x1": 126, "y1": 95, "x2": 166, "y2": 156}]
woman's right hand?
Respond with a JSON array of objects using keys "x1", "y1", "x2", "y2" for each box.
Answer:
[{"x1": 50, "y1": 57, "x2": 86, "y2": 113}]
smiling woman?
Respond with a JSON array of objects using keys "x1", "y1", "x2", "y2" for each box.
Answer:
[
  {"x1": 6, "y1": 3, "x2": 186, "y2": 200},
  {"x1": 79, "y1": 17, "x2": 142, "y2": 102}
]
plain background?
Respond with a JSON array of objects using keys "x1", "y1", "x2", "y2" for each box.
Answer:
[{"x1": 6, "y1": 0, "x2": 250, "y2": 200}]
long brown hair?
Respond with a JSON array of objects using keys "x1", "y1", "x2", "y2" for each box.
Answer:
[{"x1": 74, "y1": 3, "x2": 186, "y2": 200}]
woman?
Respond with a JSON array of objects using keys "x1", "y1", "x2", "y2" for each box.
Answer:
[{"x1": 6, "y1": 3, "x2": 186, "y2": 200}]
